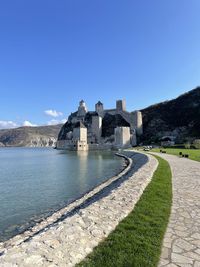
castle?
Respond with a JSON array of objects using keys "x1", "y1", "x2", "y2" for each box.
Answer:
[{"x1": 56, "y1": 100, "x2": 143, "y2": 151}]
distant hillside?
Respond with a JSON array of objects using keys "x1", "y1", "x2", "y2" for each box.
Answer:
[
  {"x1": 0, "y1": 124, "x2": 62, "y2": 147},
  {"x1": 141, "y1": 87, "x2": 200, "y2": 143}
]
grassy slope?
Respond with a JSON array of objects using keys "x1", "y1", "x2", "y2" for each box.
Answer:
[
  {"x1": 77, "y1": 156, "x2": 172, "y2": 267},
  {"x1": 152, "y1": 148, "x2": 200, "y2": 162}
]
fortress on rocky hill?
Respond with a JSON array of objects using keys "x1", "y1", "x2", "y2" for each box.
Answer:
[{"x1": 56, "y1": 100, "x2": 143, "y2": 150}]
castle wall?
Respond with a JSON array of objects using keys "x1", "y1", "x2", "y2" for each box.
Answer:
[
  {"x1": 114, "y1": 127, "x2": 131, "y2": 148},
  {"x1": 131, "y1": 131, "x2": 137, "y2": 146},
  {"x1": 117, "y1": 110, "x2": 131, "y2": 125},
  {"x1": 103, "y1": 110, "x2": 131, "y2": 126},
  {"x1": 73, "y1": 127, "x2": 87, "y2": 142},
  {"x1": 91, "y1": 116, "x2": 102, "y2": 142},
  {"x1": 56, "y1": 140, "x2": 88, "y2": 151},
  {"x1": 76, "y1": 141, "x2": 88, "y2": 151},
  {"x1": 102, "y1": 109, "x2": 115, "y2": 118},
  {"x1": 56, "y1": 140, "x2": 75, "y2": 150}
]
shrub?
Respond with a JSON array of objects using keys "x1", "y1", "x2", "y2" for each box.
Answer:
[
  {"x1": 193, "y1": 139, "x2": 200, "y2": 149},
  {"x1": 184, "y1": 142, "x2": 191, "y2": 149}
]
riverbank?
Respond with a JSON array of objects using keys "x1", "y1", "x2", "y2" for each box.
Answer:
[
  {"x1": 0, "y1": 152, "x2": 131, "y2": 252},
  {"x1": 78, "y1": 155, "x2": 172, "y2": 267},
  {"x1": 0, "y1": 148, "x2": 124, "y2": 242},
  {"x1": 0, "y1": 151, "x2": 158, "y2": 266}
]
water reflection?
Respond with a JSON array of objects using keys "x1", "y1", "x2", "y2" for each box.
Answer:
[
  {"x1": 76, "y1": 151, "x2": 88, "y2": 191},
  {"x1": 0, "y1": 148, "x2": 123, "y2": 241}
]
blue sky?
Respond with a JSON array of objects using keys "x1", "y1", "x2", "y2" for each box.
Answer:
[{"x1": 0, "y1": 0, "x2": 200, "y2": 128}]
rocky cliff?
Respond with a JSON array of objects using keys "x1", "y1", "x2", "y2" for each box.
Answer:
[
  {"x1": 141, "y1": 87, "x2": 200, "y2": 143},
  {"x1": 0, "y1": 125, "x2": 62, "y2": 147}
]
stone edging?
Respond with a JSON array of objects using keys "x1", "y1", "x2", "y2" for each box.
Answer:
[
  {"x1": 0, "y1": 152, "x2": 132, "y2": 252},
  {"x1": 0, "y1": 152, "x2": 159, "y2": 267}
]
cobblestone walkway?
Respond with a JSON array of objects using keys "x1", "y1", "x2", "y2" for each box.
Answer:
[
  {"x1": 154, "y1": 153, "x2": 200, "y2": 267},
  {"x1": 0, "y1": 152, "x2": 158, "y2": 267}
]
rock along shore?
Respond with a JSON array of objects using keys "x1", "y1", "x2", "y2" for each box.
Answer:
[{"x1": 0, "y1": 151, "x2": 158, "y2": 267}]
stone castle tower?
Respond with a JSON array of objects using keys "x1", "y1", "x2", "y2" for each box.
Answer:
[
  {"x1": 114, "y1": 127, "x2": 130, "y2": 148},
  {"x1": 77, "y1": 100, "x2": 87, "y2": 118},
  {"x1": 116, "y1": 99, "x2": 126, "y2": 111},
  {"x1": 72, "y1": 121, "x2": 88, "y2": 151},
  {"x1": 131, "y1": 111, "x2": 143, "y2": 136},
  {"x1": 95, "y1": 101, "x2": 104, "y2": 117},
  {"x1": 92, "y1": 115, "x2": 102, "y2": 143}
]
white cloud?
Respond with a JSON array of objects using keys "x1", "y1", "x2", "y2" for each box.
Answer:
[
  {"x1": 61, "y1": 119, "x2": 67, "y2": 124},
  {"x1": 45, "y1": 109, "x2": 63, "y2": 117},
  {"x1": 47, "y1": 119, "x2": 66, "y2": 125},
  {"x1": 0, "y1": 117, "x2": 64, "y2": 130},
  {"x1": 0, "y1": 120, "x2": 18, "y2": 129},
  {"x1": 23, "y1": 121, "x2": 37, "y2": 127}
]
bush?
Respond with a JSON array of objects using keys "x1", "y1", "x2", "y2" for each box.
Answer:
[
  {"x1": 184, "y1": 142, "x2": 191, "y2": 149},
  {"x1": 193, "y1": 139, "x2": 200, "y2": 149}
]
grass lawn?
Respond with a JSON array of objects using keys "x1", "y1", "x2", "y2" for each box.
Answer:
[
  {"x1": 77, "y1": 155, "x2": 172, "y2": 267},
  {"x1": 152, "y1": 148, "x2": 200, "y2": 162}
]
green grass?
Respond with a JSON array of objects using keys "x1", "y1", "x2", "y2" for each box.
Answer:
[
  {"x1": 77, "y1": 156, "x2": 172, "y2": 267},
  {"x1": 152, "y1": 148, "x2": 200, "y2": 162}
]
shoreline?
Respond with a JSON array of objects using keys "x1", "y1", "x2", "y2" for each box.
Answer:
[
  {"x1": 0, "y1": 148, "x2": 125, "y2": 243},
  {"x1": 0, "y1": 151, "x2": 158, "y2": 267},
  {"x1": 0, "y1": 152, "x2": 131, "y2": 251}
]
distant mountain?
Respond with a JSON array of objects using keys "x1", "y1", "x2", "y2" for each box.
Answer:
[
  {"x1": 141, "y1": 87, "x2": 200, "y2": 143},
  {"x1": 0, "y1": 124, "x2": 63, "y2": 147}
]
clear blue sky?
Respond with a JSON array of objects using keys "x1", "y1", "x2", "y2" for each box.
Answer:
[{"x1": 0, "y1": 0, "x2": 200, "y2": 128}]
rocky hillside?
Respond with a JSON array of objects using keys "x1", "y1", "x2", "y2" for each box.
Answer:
[
  {"x1": 141, "y1": 87, "x2": 200, "y2": 143},
  {"x1": 0, "y1": 124, "x2": 62, "y2": 147}
]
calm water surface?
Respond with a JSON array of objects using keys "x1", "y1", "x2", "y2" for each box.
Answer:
[{"x1": 0, "y1": 148, "x2": 124, "y2": 241}]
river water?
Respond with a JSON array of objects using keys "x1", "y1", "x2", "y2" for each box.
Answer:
[{"x1": 0, "y1": 148, "x2": 124, "y2": 241}]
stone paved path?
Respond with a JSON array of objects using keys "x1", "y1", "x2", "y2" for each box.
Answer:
[
  {"x1": 0, "y1": 152, "x2": 158, "y2": 267},
  {"x1": 153, "y1": 153, "x2": 200, "y2": 267}
]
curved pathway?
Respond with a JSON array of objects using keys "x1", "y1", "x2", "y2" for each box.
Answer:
[
  {"x1": 152, "y1": 153, "x2": 200, "y2": 267},
  {"x1": 0, "y1": 152, "x2": 158, "y2": 267}
]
